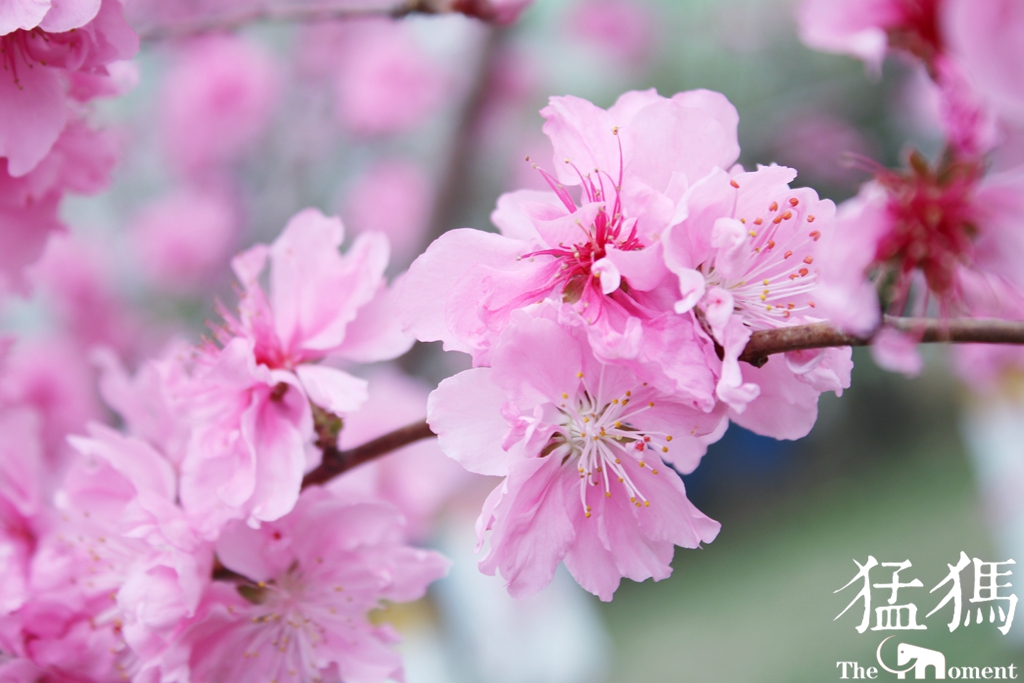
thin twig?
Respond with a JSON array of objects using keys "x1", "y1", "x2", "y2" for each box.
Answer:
[
  {"x1": 137, "y1": 0, "x2": 442, "y2": 41},
  {"x1": 302, "y1": 419, "x2": 436, "y2": 487},
  {"x1": 303, "y1": 316, "x2": 1024, "y2": 485}
]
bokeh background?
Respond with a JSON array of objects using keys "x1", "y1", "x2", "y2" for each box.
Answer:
[{"x1": 5, "y1": 0, "x2": 1022, "y2": 680}]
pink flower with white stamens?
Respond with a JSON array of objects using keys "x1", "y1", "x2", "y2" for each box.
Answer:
[
  {"x1": 428, "y1": 311, "x2": 723, "y2": 600},
  {"x1": 664, "y1": 164, "x2": 852, "y2": 439}
]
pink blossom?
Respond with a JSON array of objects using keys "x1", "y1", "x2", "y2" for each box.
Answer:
[
  {"x1": 398, "y1": 89, "x2": 736, "y2": 403},
  {"x1": 428, "y1": 313, "x2": 723, "y2": 600},
  {"x1": 818, "y1": 154, "x2": 1024, "y2": 334},
  {"x1": 179, "y1": 337, "x2": 315, "y2": 536},
  {"x1": 152, "y1": 488, "x2": 449, "y2": 683},
  {"x1": 0, "y1": 0, "x2": 137, "y2": 176},
  {"x1": 797, "y1": 0, "x2": 943, "y2": 74},
  {"x1": 130, "y1": 187, "x2": 239, "y2": 293},
  {"x1": 870, "y1": 327, "x2": 924, "y2": 376},
  {"x1": 662, "y1": 164, "x2": 851, "y2": 438},
  {"x1": 160, "y1": 34, "x2": 279, "y2": 175},
  {"x1": 342, "y1": 159, "x2": 433, "y2": 266},
  {"x1": 223, "y1": 208, "x2": 411, "y2": 373},
  {"x1": 328, "y1": 18, "x2": 448, "y2": 137},
  {"x1": 1, "y1": 424, "x2": 210, "y2": 681},
  {"x1": 181, "y1": 209, "x2": 410, "y2": 532}
]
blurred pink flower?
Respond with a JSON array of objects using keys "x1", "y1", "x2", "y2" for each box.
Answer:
[
  {"x1": 0, "y1": 0, "x2": 136, "y2": 176},
  {"x1": 428, "y1": 314, "x2": 722, "y2": 600},
  {"x1": 943, "y1": 0, "x2": 1024, "y2": 128},
  {"x1": 160, "y1": 34, "x2": 279, "y2": 175},
  {"x1": 330, "y1": 18, "x2": 447, "y2": 136},
  {"x1": 343, "y1": 159, "x2": 433, "y2": 265},
  {"x1": 797, "y1": 0, "x2": 942, "y2": 74},
  {"x1": 566, "y1": 0, "x2": 655, "y2": 64},
  {"x1": 131, "y1": 187, "x2": 239, "y2": 293},
  {"x1": 0, "y1": 336, "x2": 103, "y2": 468},
  {"x1": 0, "y1": 120, "x2": 118, "y2": 295},
  {"x1": 31, "y1": 232, "x2": 139, "y2": 354},
  {"x1": 818, "y1": 155, "x2": 1024, "y2": 334}
]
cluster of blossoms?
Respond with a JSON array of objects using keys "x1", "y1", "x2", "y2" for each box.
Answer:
[
  {"x1": 4, "y1": 0, "x2": 1024, "y2": 678},
  {"x1": 800, "y1": 0, "x2": 1024, "y2": 376},
  {"x1": 400, "y1": 88, "x2": 851, "y2": 599},
  {"x1": 0, "y1": 210, "x2": 451, "y2": 681}
]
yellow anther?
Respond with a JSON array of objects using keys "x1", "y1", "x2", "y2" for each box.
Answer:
[
  {"x1": 661, "y1": 446, "x2": 668, "y2": 453},
  {"x1": 666, "y1": 435, "x2": 673, "y2": 441},
  {"x1": 638, "y1": 461, "x2": 645, "y2": 468},
  {"x1": 644, "y1": 500, "x2": 650, "y2": 507}
]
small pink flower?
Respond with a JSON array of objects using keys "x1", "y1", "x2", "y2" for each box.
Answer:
[
  {"x1": 152, "y1": 488, "x2": 449, "y2": 683},
  {"x1": 428, "y1": 312, "x2": 722, "y2": 600}
]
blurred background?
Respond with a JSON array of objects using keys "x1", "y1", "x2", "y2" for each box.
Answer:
[{"x1": 4, "y1": 0, "x2": 1022, "y2": 680}]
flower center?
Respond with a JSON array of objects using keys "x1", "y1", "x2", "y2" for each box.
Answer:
[
  {"x1": 548, "y1": 382, "x2": 673, "y2": 517},
  {"x1": 874, "y1": 155, "x2": 979, "y2": 300},
  {"x1": 0, "y1": 28, "x2": 75, "y2": 88},
  {"x1": 523, "y1": 129, "x2": 644, "y2": 304},
  {"x1": 702, "y1": 185, "x2": 821, "y2": 328}
]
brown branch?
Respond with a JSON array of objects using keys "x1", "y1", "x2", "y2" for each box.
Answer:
[
  {"x1": 303, "y1": 316, "x2": 1024, "y2": 485},
  {"x1": 136, "y1": 0, "x2": 455, "y2": 41},
  {"x1": 302, "y1": 419, "x2": 436, "y2": 487},
  {"x1": 739, "y1": 315, "x2": 1024, "y2": 367}
]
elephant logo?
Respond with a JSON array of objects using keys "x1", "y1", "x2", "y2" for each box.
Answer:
[{"x1": 876, "y1": 636, "x2": 946, "y2": 679}]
